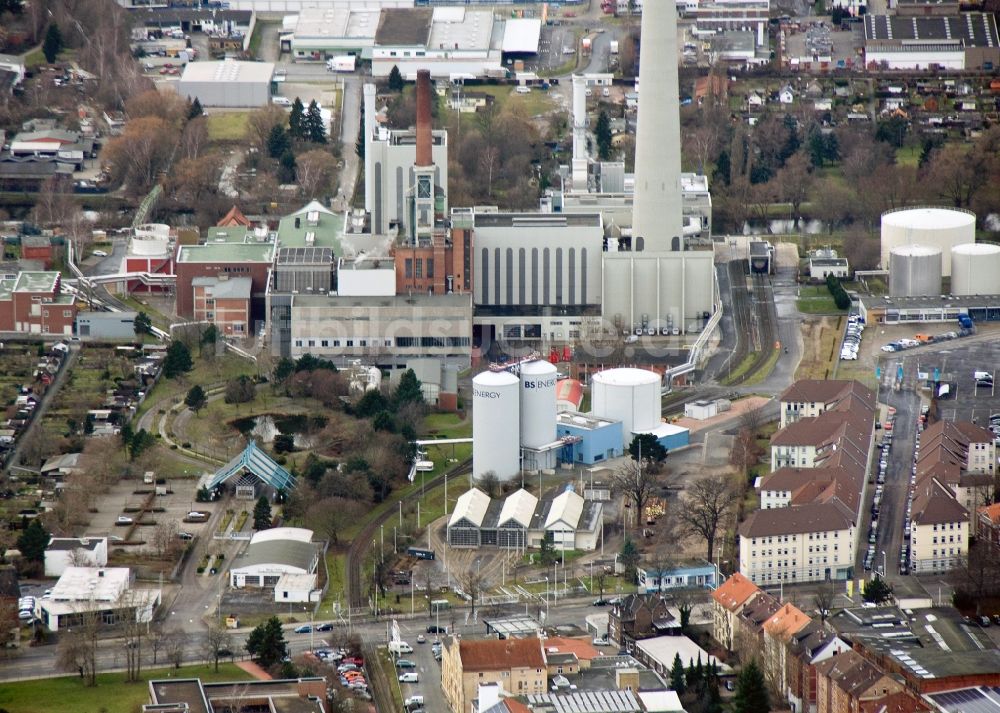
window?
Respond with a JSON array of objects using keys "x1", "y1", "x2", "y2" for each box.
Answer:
[
  {"x1": 63, "y1": 310, "x2": 72, "y2": 317},
  {"x1": 308, "y1": 340, "x2": 315, "y2": 347},
  {"x1": 405, "y1": 259, "x2": 413, "y2": 278},
  {"x1": 294, "y1": 339, "x2": 303, "y2": 347},
  {"x1": 415, "y1": 259, "x2": 423, "y2": 279},
  {"x1": 321, "y1": 340, "x2": 329, "y2": 347},
  {"x1": 427, "y1": 259, "x2": 434, "y2": 279}
]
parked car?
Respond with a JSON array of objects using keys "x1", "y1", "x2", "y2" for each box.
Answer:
[
  {"x1": 426, "y1": 625, "x2": 446, "y2": 633},
  {"x1": 398, "y1": 672, "x2": 419, "y2": 683},
  {"x1": 294, "y1": 624, "x2": 312, "y2": 634},
  {"x1": 93, "y1": 250, "x2": 108, "y2": 257},
  {"x1": 395, "y1": 659, "x2": 416, "y2": 669},
  {"x1": 316, "y1": 623, "x2": 333, "y2": 631}
]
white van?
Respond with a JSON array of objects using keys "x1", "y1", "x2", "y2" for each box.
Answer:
[
  {"x1": 515, "y1": 85, "x2": 531, "y2": 94},
  {"x1": 398, "y1": 672, "x2": 419, "y2": 683},
  {"x1": 405, "y1": 696, "x2": 424, "y2": 709},
  {"x1": 389, "y1": 641, "x2": 413, "y2": 654}
]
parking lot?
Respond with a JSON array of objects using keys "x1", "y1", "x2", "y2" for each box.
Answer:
[{"x1": 867, "y1": 330, "x2": 1000, "y2": 595}]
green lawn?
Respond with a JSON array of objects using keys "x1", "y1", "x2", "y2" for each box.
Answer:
[
  {"x1": 797, "y1": 285, "x2": 845, "y2": 314},
  {"x1": 0, "y1": 663, "x2": 253, "y2": 713},
  {"x1": 207, "y1": 112, "x2": 251, "y2": 142},
  {"x1": 135, "y1": 352, "x2": 255, "y2": 421},
  {"x1": 895, "y1": 144, "x2": 921, "y2": 168}
]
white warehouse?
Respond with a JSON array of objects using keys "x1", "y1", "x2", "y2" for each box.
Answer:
[
  {"x1": 229, "y1": 527, "x2": 320, "y2": 588},
  {"x1": 177, "y1": 59, "x2": 275, "y2": 107}
]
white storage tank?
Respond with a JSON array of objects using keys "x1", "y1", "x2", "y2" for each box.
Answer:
[
  {"x1": 951, "y1": 243, "x2": 1000, "y2": 296},
  {"x1": 881, "y1": 207, "x2": 975, "y2": 277},
  {"x1": 591, "y1": 368, "x2": 662, "y2": 444},
  {"x1": 889, "y1": 245, "x2": 942, "y2": 297},
  {"x1": 520, "y1": 360, "x2": 558, "y2": 449},
  {"x1": 473, "y1": 370, "x2": 520, "y2": 480}
]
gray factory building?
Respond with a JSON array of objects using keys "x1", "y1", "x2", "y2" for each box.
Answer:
[{"x1": 177, "y1": 59, "x2": 275, "y2": 107}]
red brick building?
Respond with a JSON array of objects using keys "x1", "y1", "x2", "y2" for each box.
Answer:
[
  {"x1": 20, "y1": 236, "x2": 53, "y2": 269},
  {"x1": 174, "y1": 243, "x2": 274, "y2": 326},
  {"x1": 0, "y1": 271, "x2": 76, "y2": 336},
  {"x1": 394, "y1": 227, "x2": 472, "y2": 296},
  {"x1": 192, "y1": 276, "x2": 251, "y2": 336}
]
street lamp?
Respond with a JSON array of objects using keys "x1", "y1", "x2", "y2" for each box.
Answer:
[{"x1": 881, "y1": 550, "x2": 887, "y2": 579}]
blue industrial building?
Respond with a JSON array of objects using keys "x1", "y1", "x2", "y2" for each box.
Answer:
[
  {"x1": 556, "y1": 412, "x2": 624, "y2": 465},
  {"x1": 639, "y1": 423, "x2": 690, "y2": 451},
  {"x1": 637, "y1": 559, "x2": 718, "y2": 594}
]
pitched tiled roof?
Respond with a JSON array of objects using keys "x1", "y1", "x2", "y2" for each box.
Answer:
[
  {"x1": 740, "y1": 500, "x2": 855, "y2": 538},
  {"x1": 740, "y1": 591, "x2": 781, "y2": 630},
  {"x1": 542, "y1": 637, "x2": 602, "y2": 662},
  {"x1": 979, "y1": 502, "x2": 1000, "y2": 525},
  {"x1": 763, "y1": 603, "x2": 812, "y2": 640},
  {"x1": 780, "y1": 380, "x2": 875, "y2": 409},
  {"x1": 911, "y1": 477, "x2": 968, "y2": 526},
  {"x1": 458, "y1": 638, "x2": 545, "y2": 671},
  {"x1": 218, "y1": 205, "x2": 252, "y2": 227},
  {"x1": 815, "y1": 650, "x2": 887, "y2": 698},
  {"x1": 712, "y1": 572, "x2": 760, "y2": 612}
]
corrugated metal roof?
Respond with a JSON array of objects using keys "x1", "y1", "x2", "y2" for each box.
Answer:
[
  {"x1": 449, "y1": 487, "x2": 491, "y2": 527},
  {"x1": 498, "y1": 488, "x2": 537, "y2": 529},
  {"x1": 545, "y1": 489, "x2": 584, "y2": 530}
]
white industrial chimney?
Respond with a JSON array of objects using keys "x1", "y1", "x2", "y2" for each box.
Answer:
[
  {"x1": 571, "y1": 75, "x2": 589, "y2": 191},
  {"x1": 632, "y1": 0, "x2": 683, "y2": 251},
  {"x1": 362, "y1": 83, "x2": 377, "y2": 214}
]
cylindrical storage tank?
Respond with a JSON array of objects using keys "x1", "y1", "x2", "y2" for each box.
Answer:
[
  {"x1": 591, "y1": 368, "x2": 662, "y2": 444},
  {"x1": 951, "y1": 243, "x2": 1000, "y2": 296},
  {"x1": 889, "y1": 245, "x2": 942, "y2": 297},
  {"x1": 881, "y1": 207, "x2": 975, "y2": 277},
  {"x1": 134, "y1": 223, "x2": 170, "y2": 240},
  {"x1": 520, "y1": 360, "x2": 558, "y2": 449},
  {"x1": 473, "y1": 371, "x2": 520, "y2": 480}
]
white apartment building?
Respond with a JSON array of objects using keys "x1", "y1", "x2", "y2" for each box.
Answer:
[
  {"x1": 909, "y1": 478, "x2": 969, "y2": 574},
  {"x1": 739, "y1": 503, "x2": 856, "y2": 584},
  {"x1": 917, "y1": 420, "x2": 996, "y2": 529}
]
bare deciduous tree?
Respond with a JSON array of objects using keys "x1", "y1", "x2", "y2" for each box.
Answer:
[
  {"x1": 814, "y1": 581, "x2": 836, "y2": 622},
  {"x1": 457, "y1": 569, "x2": 487, "y2": 619},
  {"x1": 477, "y1": 470, "x2": 501, "y2": 499},
  {"x1": 610, "y1": 459, "x2": 658, "y2": 529},
  {"x1": 204, "y1": 622, "x2": 233, "y2": 672},
  {"x1": 165, "y1": 630, "x2": 185, "y2": 668},
  {"x1": 56, "y1": 607, "x2": 100, "y2": 686},
  {"x1": 152, "y1": 520, "x2": 179, "y2": 558},
  {"x1": 675, "y1": 474, "x2": 734, "y2": 564}
]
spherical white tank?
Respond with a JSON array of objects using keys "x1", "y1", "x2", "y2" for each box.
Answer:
[
  {"x1": 520, "y1": 360, "x2": 558, "y2": 449},
  {"x1": 889, "y1": 245, "x2": 942, "y2": 297},
  {"x1": 473, "y1": 371, "x2": 521, "y2": 481},
  {"x1": 591, "y1": 368, "x2": 662, "y2": 443},
  {"x1": 951, "y1": 243, "x2": 1000, "y2": 296},
  {"x1": 881, "y1": 208, "x2": 975, "y2": 277}
]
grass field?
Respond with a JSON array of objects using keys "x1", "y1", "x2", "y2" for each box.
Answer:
[
  {"x1": 135, "y1": 352, "x2": 254, "y2": 421},
  {"x1": 0, "y1": 663, "x2": 253, "y2": 713},
  {"x1": 896, "y1": 144, "x2": 921, "y2": 168},
  {"x1": 207, "y1": 112, "x2": 251, "y2": 142},
  {"x1": 796, "y1": 316, "x2": 842, "y2": 381},
  {"x1": 796, "y1": 285, "x2": 845, "y2": 314}
]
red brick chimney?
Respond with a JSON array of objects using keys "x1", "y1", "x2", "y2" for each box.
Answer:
[{"x1": 415, "y1": 69, "x2": 432, "y2": 167}]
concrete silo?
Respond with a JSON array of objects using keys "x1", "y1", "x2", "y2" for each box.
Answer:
[
  {"x1": 519, "y1": 360, "x2": 558, "y2": 472},
  {"x1": 473, "y1": 370, "x2": 520, "y2": 481},
  {"x1": 889, "y1": 245, "x2": 942, "y2": 297},
  {"x1": 951, "y1": 243, "x2": 1000, "y2": 296},
  {"x1": 591, "y1": 368, "x2": 662, "y2": 446},
  {"x1": 880, "y1": 207, "x2": 975, "y2": 277}
]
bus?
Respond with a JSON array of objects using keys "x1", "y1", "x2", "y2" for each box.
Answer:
[{"x1": 407, "y1": 547, "x2": 436, "y2": 561}]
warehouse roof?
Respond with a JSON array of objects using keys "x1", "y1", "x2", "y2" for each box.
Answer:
[
  {"x1": 502, "y1": 18, "x2": 542, "y2": 53},
  {"x1": 13, "y1": 271, "x2": 59, "y2": 293},
  {"x1": 294, "y1": 8, "x2": 379, "y2": 40},
  {"x1": 545, "y1": 489, "x2": 584, "y2": 530},
  {"x1": 498, "y1": 488, "x2": 537, "y2": 529},
  {"x1": 277, "y1": 200, "x2": 343, "y2": 250},
  {"x1": 864, "y1": 13, "x2": 999, "y2": 46},
  {"x1": 425, "y1": 7, "x2": 494, "y2": 51},
  {"x1": 191, "y1": 276, "x2": 252, "y2": 299},
  {"x1": 449, "y1": 487, "x2": 491, "y2": 528},
  {"x1": 234, "y1": 539, "x2": 318, "y2": 573},
  {"x1": 176, "y1": 243, "x2": 274, "y2": 263},
  {"x1": 180, "y1": 59, "x2": 275, "y2": 84},
  {"x1": 375, "y1": 8, "x2": 432, "y2": 46},
  {"x1": 252, "y1": 527, "x2": 314, "y2": 545}
]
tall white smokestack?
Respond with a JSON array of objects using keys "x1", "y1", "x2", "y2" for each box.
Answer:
[
  {"x1": 632, "y1": 0, "x2": 683, "y2": 251},
  {"x1": 571, "y1": 75, "x2": 589, "y2": 190},
  {"x1": 363, "y1": 83, "x2": 377, "y2": 213}
]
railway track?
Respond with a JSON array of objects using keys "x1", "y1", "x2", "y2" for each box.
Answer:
[
  {"x1": 721, "y1": 262, "x2": 779, "y2": 386},
  {"x1": 346, "y1": 457, "x2": 473, "y2": 610}
]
